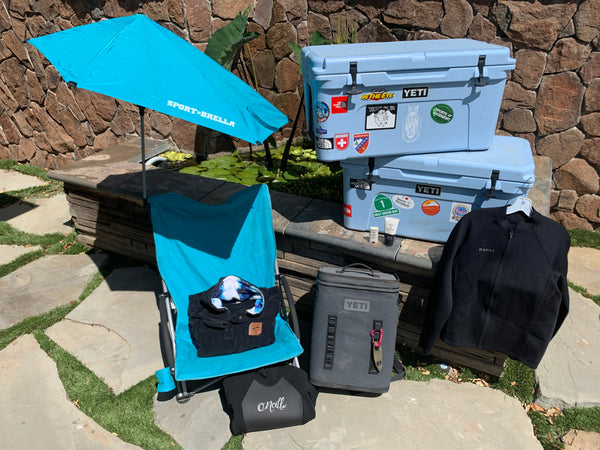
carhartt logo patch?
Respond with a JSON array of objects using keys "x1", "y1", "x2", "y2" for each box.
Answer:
[{"x1": 249, "y1": 322, "x2": 262, "y2": 336}]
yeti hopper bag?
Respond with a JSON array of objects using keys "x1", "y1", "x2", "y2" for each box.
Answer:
[
  {"x1": 222, "y1": 365, "x2": 318, "y2": 434},
  {"x1": 310, "y1": 264, "x2": 401, "y2": 393}
]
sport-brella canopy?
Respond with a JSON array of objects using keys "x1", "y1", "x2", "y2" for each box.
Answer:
[{"x1": 28, "y1": 14, "x2": 289, "y2": 199}]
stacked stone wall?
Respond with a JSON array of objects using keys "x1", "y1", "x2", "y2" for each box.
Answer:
[{"x1": 1, "y1": 0, "x2": 599, "y2": 229}]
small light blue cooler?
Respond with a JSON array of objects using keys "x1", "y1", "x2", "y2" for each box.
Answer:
[
  {"x1": 341, "y1": 135, "x2": 535, "y2": 243},
  {"x1": 302, "y1": 39, "x2": 515, "y2": 162}
]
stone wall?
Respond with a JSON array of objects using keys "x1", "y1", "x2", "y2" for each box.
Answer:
[{"x1": 1, "y1": 0, "x2": 599, "y2": 229}]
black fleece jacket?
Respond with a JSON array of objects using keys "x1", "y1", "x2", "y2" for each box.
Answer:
[{"x1": 419, "y1": 206, "x2": 570, "y2": 369}]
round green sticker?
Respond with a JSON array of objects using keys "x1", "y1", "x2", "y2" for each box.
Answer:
[
  {"x1": 374, "y1": 194, "x2": 393, "y2": 211},
  {"x1": 431, "y1": 104, "x2": 454, "y2": 124}
]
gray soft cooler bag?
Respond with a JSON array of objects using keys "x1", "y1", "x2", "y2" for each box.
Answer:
[{"x1": 310, "y1": 264, "x2": 400, "y2": 393}]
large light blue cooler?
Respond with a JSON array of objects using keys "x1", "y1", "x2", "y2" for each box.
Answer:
[
  {"x1": 302, "y1": 39, "x2": 515, "y2": 162},
  {"x1": 341, "y1": 135, "x2": 535, "y2": 243}
]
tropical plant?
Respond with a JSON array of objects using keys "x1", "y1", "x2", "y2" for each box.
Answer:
[
  {"x1": 204, "y1": 7, "x2": 279, "y2": 165},
  {"x1": 289, "y1": 31, "x2": 331, "y2": 73},
  {"x1": 204, "y1": 7, "x2": 259, "y2": 72}
]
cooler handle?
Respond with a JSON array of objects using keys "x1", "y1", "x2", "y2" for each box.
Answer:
[{"x1": 340, "y1": 263, "x2": 376, "y2": 277}]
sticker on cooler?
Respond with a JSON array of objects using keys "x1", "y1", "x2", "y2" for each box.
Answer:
[
  {"x1": 431, "y1": 104, "x2": 454, "y2": 124},
  {"x1": 365, "y1": 104, "x2": 397, "y2": 130},
  {"x1": 332, "y1": 96, "x2": 348, "y2": 114},
  {"x1": 450, "y1": 202, "x2": 471, "y2": 223},
  {"x1": 361, "y1": 90, "x2": 394, "y2": 101},
  {"x1": 373, "y1": 193, "x2": 399, "y2": 218},
  {"x1": 393, "y1": 195, "x2": 414, "y2": 210},
  {"x1": 315, "y1": 101, "x2": 330, "y2": 122},
  {"x1": 401, "y1": 105, "x2": 421, "y2": 143},
  {"x1": 335, "y1": 133, "x2": 350, "y2": 151},
  {"x1": 344, "y1": 203, "x2": 352, "y2": 217},
  {"x1": 421, "y1": 199, "x2": 440, "y2": 216},
  {"x1": 317, "y1": 137, "x2": 333, "y2": 150},
  {"x1": 353, "y1": 133, "x2": 369, "y2": 154}
]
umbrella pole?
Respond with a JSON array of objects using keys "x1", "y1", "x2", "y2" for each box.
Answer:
[{"x1": 139, "y1": 105, "x2": 148, "y2": 204}]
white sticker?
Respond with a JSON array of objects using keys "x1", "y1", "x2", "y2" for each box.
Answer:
[
  {"x1": 393, "y1": 194, "x2": 415, "y2": 209},
  {"x1": 450, "y1": 202, "x2": 471, "y2": 223},
  {"x1": 401, "y1": 105, "x2": 422, "y2": 143},
  {"x1": 365, "y1": 104, "x2": 397, "y2": 130}
]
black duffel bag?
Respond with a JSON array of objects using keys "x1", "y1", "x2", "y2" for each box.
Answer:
[{"x1": 222, "y1": 364, "x2": 318, "y2": 435}]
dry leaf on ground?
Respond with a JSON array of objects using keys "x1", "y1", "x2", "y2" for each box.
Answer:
[{"x1": 472, "y1": 378, "x2": 490, "y2": 387}]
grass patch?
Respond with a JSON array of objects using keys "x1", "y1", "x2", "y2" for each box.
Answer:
[
  {"x1": 568, "y1": 229, "x2": 600, "y2": 250},
  {"x1": 34, "y1": 331, "x2": 180, "y2": 450},
  {"x1": 397, "y1": 347, "x2": 536, "y2": 403},
  {"x1": 568, "y1": 280, "x2": 600, "y2": 308},
  {"x1": 530, "y1": 407, "x2": 600, "y2": 449},
  {"x1": 0, "y1": 222, "x2": 92, "y2": 276},
  {"x1": 0, "y1": 271, "x2": 105, "y2": 351},
  {"x1": 0, "y1": 159, "x2": 17, "y2": 170},
  {"x1": 222, "y1": 435, "x2": 243, "y2": 450},
  {"x1": 0, "y1": 249, "x2": 45, "y2": 278},
  {"x1": 0, "y1": 159, "x2": 64, "y2": 208},
  {"x1": 489, "y1": 358, "x2": 536, "y2": 403}
]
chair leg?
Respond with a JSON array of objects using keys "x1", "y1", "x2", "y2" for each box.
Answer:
[{"x1": 279, "y1": 273, "x2": 301, "y2": 340}]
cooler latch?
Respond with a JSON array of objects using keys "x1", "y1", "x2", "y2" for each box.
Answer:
[
  {"x1": 485, "y1": 169, "x2": 500, "y2": 198},
  {"x1": 346, "y1": 62, "x2": 363, "y2": 95},
  {"x1": 476, "y1": 55, "x2": 488, "y2": 87},
  {"x1": 349, "y1": 157, "x2": 375, "y2": 190},
  {"x1": 367, "y1": 157, "x2": 375, "y2": 188}
]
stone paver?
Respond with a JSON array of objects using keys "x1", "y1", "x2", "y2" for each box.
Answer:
[
  {"x1": 562, "y1": 430, "x2": 600, "y2": 449},
  {"x1": 0, "y1": 169, "x2": 47, "y2": 192},
  {"x1": 568, "y1": 247, "x2": 600, "y2": 297},
  {"x1": 154, "y1": 390, "x2": 231, "y2": 450},
  {"x1": 46, "y1": 267, "x2": 164, "y2": 394},
  {"x1": 535, "y1": 288, "x2": 600, "y2": 409},
  {"x1": 242, "y1": 378, "x2": 541, "y2": 450},
  {"x1": 0, "y1": 244, "x2": 41, "y2": 265},
  {"x1": 0, "y1": 193, "x2": 72, "y2": 235},
  {"x1": 0, "y1": 253, "x2": 108, "y2": 329},
  {"x1": 0, "y1": 334, "x2": 140, "y2": 449}
]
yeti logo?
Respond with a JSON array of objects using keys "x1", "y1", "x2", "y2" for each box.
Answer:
[{"x1": 344, "y1": 298, "x2": 370, "y2": 312}]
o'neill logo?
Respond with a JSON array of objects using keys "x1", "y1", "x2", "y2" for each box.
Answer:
[
  {"x1": 257, "y1": 396, "x2": 287, "y2": 413},
  {"x1": 167, "y1": 100, "x2": 235, "y2": 128}
]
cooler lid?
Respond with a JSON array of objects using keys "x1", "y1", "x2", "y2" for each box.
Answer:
[
  {"x1": 302, "y1": 39, "x2": 515, "y2": 75},
  {"x1": 343, "y1": 136, "x2": 535, "y2": 183}
]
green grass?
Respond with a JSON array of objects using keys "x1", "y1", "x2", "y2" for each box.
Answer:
[
  {"x1": 34, "y1": 331, "x2": 180, "y2": 450},
  {"x1": 397, "y1": 346, "x2": 536, "y2": 403},
  {"x1": 0, "y1": 158, "x2": 64, "y2": 207},
  {"x1": 568, "y1": 229, "x2": 600, "y2": 250},
  {"x1": 530, "y1": 407, "x2": 600, "y2": 449}
]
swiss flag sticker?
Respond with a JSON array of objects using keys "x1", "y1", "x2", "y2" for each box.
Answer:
[{"x1": 335, "y1": 133, "x2": 350, "y2": 151}]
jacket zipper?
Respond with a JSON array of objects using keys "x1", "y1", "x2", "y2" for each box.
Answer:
[{"x1": 479, "y1": 229, "x2": 514, "y2": 347}]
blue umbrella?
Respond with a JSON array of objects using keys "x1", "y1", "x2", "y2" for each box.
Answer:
[{"x1": 28, "y1": 14, "x2": 289, "y2": 200}]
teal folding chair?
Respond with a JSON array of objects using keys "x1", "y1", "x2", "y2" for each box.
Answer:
[{"x1": 150, "y1": 184, "x2": 303, "y2": 403}]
